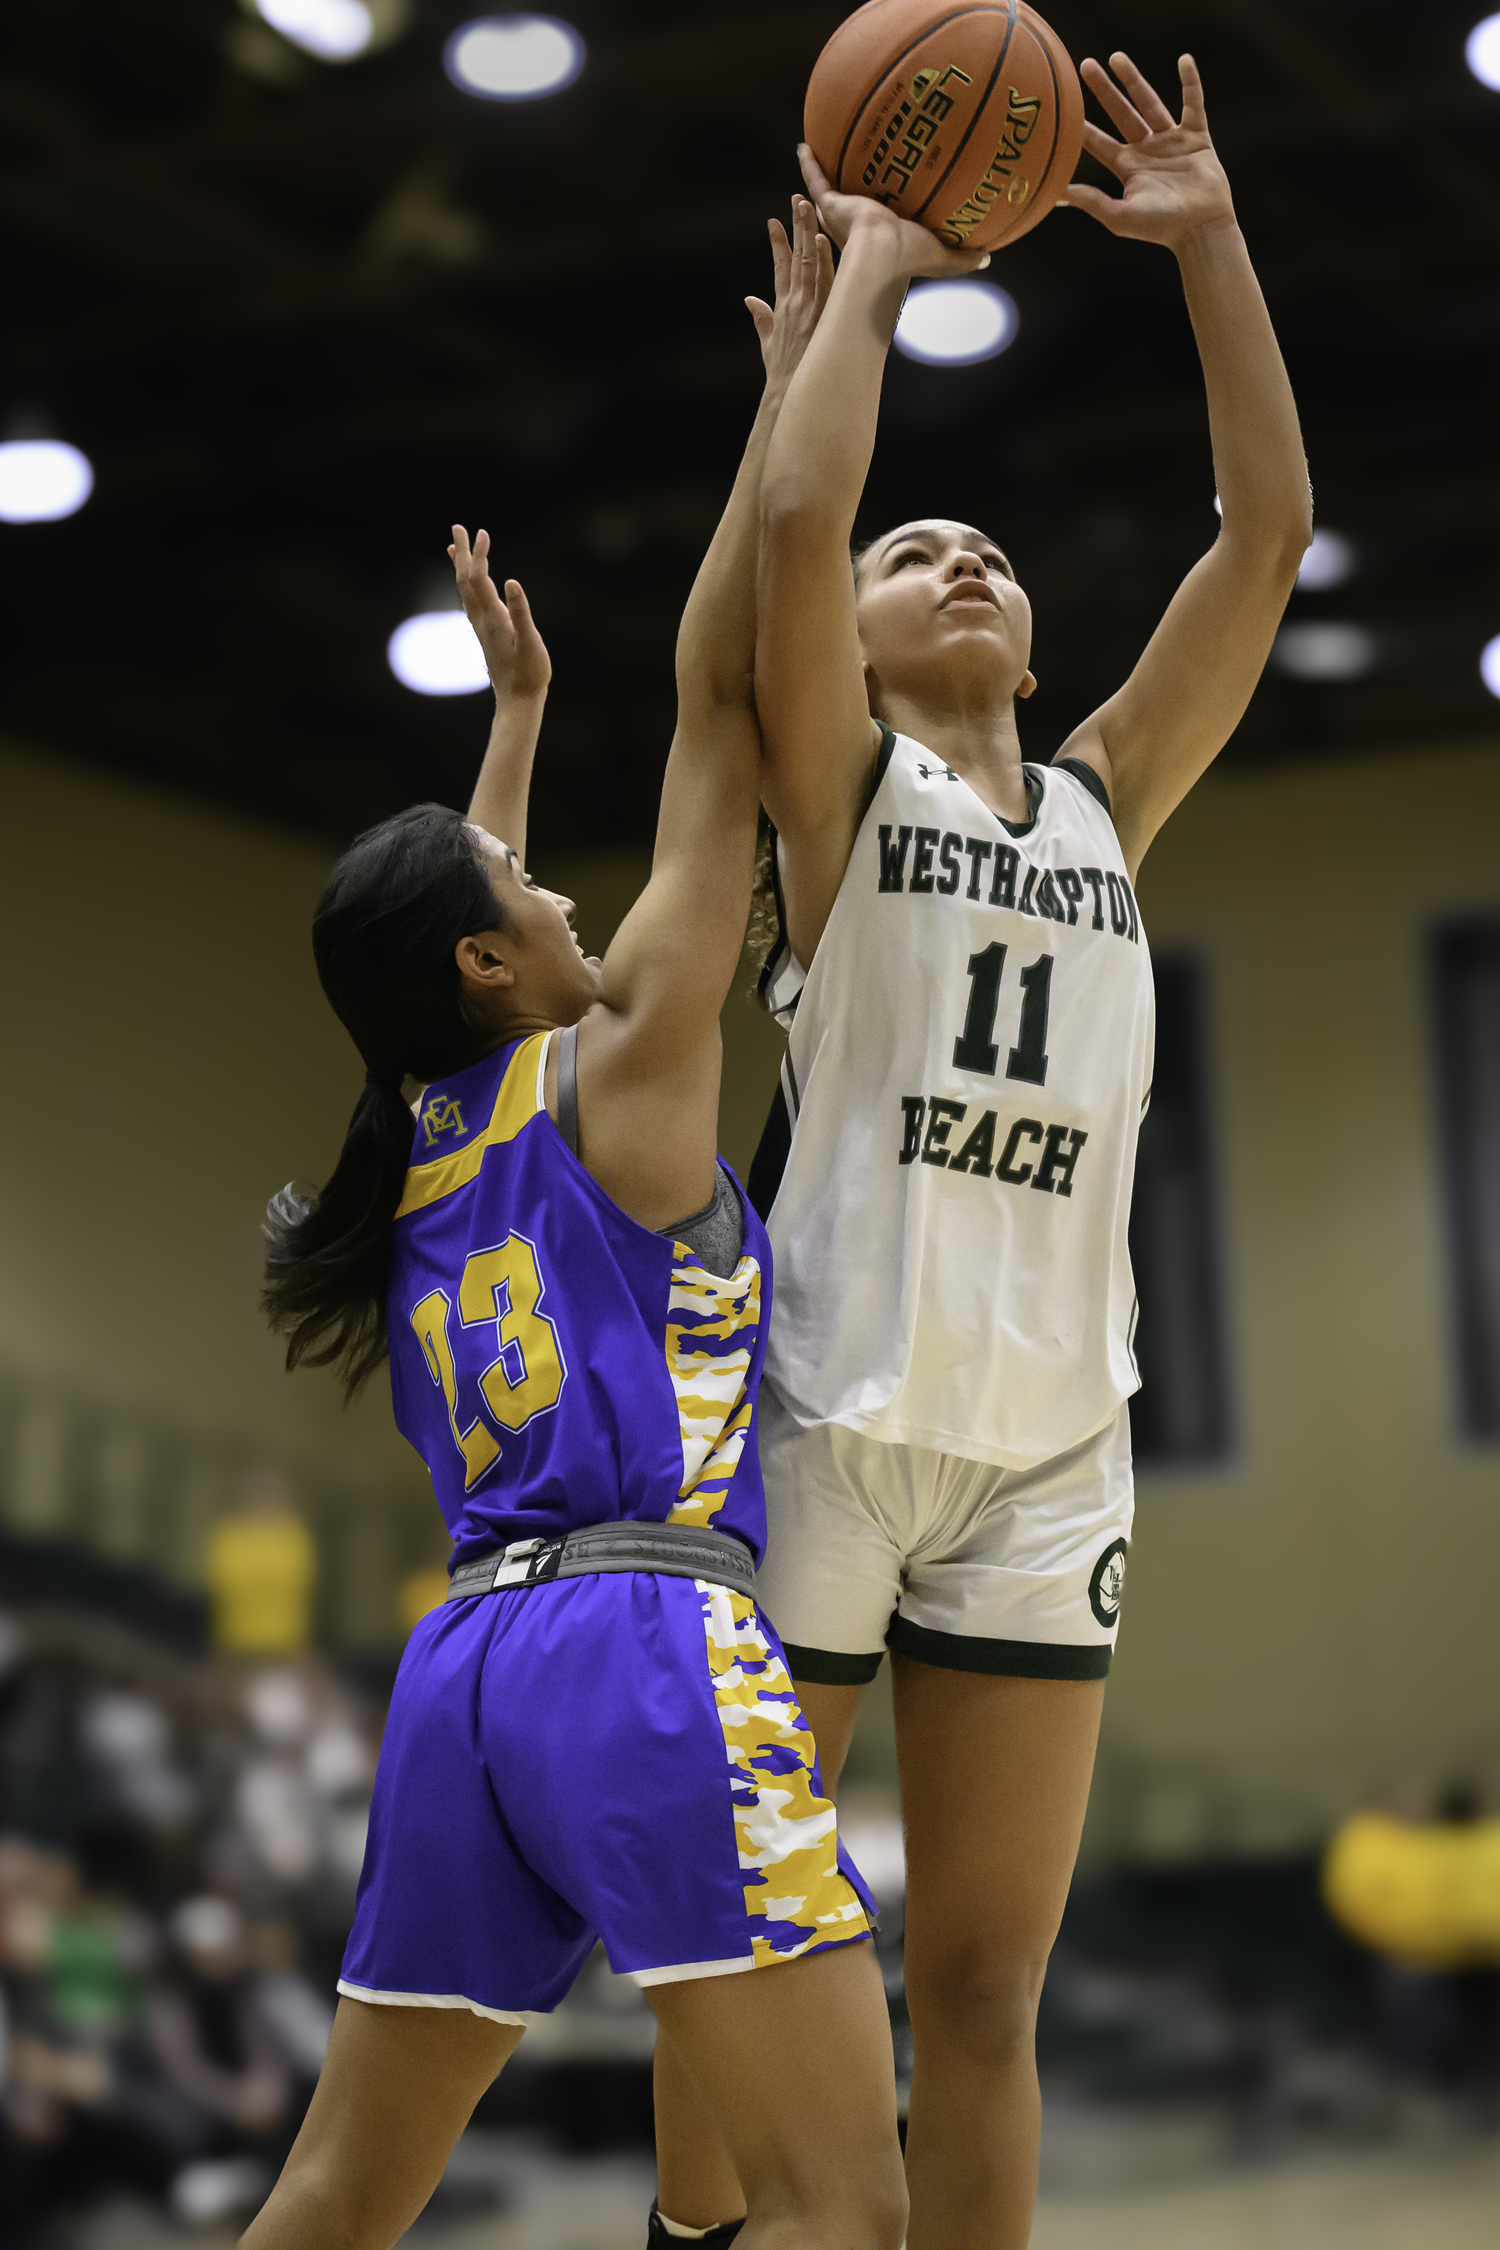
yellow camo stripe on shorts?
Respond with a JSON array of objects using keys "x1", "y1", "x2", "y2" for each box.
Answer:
[
  {"x1": 664, "y1": 1248, "x2": 762, "y2": 1531},
  {"x1": 698, "y1": 1583, "x2": 872, "y2": 1967}
]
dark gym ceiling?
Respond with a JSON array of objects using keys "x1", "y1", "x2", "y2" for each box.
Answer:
[{"x1": 3, "y1": 0, "x2": 1498, "y2": 857}]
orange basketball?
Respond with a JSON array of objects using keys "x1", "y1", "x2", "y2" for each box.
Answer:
[{"x1": 804, "y1": 0, "x2": 1085, "y2": 253}]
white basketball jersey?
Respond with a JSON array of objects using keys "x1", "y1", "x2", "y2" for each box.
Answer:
[{"x1": 757, "y1": 730, "x2": 1155, "y2": 1470}]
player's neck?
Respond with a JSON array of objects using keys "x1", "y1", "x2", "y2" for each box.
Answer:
[{"x1": 880, "y1": 692, "x2": 1030, "y2": 827}]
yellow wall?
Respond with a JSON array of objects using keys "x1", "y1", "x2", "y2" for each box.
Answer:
[
  {"x1": 0, "y1": 740, "x2": 778, "y2": 1641},
  {"x1": 4, "y1": 733, "x2": 1499, "y2": 1847},
  {"x1": 1101, "y1": 737, "x2": 1500, "y2": 1857}
]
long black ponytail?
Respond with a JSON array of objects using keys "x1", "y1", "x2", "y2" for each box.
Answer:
[{"x1": 263, "y1": 804, "x2": 505, "y2": 1397}]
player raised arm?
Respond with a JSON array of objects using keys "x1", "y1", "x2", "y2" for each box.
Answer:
[
  {"x1": 449, "y1": 531, "x2": 552, "y2": 868},
  {"x1": 755, "y1": 152, "x2": 985, "y2": 966},
  {"x1": 1057, "y1": 53, "x2": 1312, "y2": 877},
  {"x1": 568, "y1": 198, "x2": 833, "y2": 1226}
]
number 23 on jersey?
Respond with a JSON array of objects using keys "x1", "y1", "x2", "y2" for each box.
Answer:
[{"x1": 409, "y1": 1232, "x2": 567, "y2": 1490}]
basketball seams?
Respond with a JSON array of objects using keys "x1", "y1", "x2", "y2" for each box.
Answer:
[
  {"x1": 909, "y1": 0, "x2": 1020, "y2": 225},
  {"x1": 831, "y1": 4, "x2": 1015, "y2": 187},
  {"x1": 1012, "y1": 24, "x2": 1064, "y2": 220},
  {"x1": 813, "y1": 0, "x2": 1079, "y2": 251}
]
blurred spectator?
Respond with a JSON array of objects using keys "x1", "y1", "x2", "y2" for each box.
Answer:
[
  {"x1": 206, "y1": 1467, "x2": 317, "y2": 1659},
  {"x1": 1325, "y1": 1781, "x2": 1500, "y2": 2115},
  {"x1": 398, "y1": 1566, "x2": 449, "y2": 1640},
  {"x1": 0, "y1": 1603, "x2": 364, "y2": 2242}
]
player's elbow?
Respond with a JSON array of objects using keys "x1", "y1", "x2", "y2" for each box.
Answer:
[
  {"x1": 759, "y1": 465, "x2": 845, "y2": 555},
  {"x1": 675, "y1": 638, "x2": 755, "y2": 715},
  {"x1": 1219, "y1": 502, "x2": 1314, "y2": 600}
]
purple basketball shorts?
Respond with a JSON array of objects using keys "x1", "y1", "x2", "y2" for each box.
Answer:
[{"x1": 338, "y1": 1571, "x2": 875, "y2": 2023}]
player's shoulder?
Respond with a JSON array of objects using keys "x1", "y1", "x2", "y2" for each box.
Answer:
[{"x1": 1047, "y1": 754, "x2": 1114, "y2": 824}]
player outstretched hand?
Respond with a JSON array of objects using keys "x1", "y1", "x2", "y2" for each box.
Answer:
[
  {"x1": 796, "y1": 143, "x2": 991, "y2": 280},
  {"x1": 1062, "y1": 54, "x2": 1234, "y2": 250},
  {"x1": 448, "y1": 526, "x2": 552, "y2": 700},
  {"x1": 745, "y1": 196, "x2": 835, "y2": 392}
]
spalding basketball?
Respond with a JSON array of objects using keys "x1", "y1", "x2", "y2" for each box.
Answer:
[{"x1": 805, "y1": 0, "x2": 1085, "y2": 253}]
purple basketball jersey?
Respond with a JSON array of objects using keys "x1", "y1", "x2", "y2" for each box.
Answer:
[{"x1": 387, "y1": 1033, "x2": 772, "y2": 1568}]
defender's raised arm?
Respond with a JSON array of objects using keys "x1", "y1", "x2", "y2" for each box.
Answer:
[
  {"x1": 567, "y1": 198, "x2": 833, "y2": 1227},
  {"x1": 450, "y1": 533, "x2": 551, "y2": 869}
]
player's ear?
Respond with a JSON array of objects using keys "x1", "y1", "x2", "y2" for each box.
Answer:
[
  {"x1": 455, "y1": 931, "x2": 516, "y2": 992},
  {"x1": 1016, "y1": 669, "x2": 1038, "y2": 700}
]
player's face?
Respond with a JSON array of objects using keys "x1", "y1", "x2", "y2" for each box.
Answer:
[
  {"x1": 469, "y1": 829, "x2": 600, "y2": 1024},
  {"x1": 855, "y1": 520, "x2": 1033, "y2": 701}
]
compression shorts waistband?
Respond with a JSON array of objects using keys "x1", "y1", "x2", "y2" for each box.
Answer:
[{"x1": 446, "y1": 1520, "x2": 757, "y2": 1603}]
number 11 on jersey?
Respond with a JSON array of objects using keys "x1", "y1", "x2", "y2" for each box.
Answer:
[{"x1": 953, "y1": 945, "x2": 1053, "y2": 1085}]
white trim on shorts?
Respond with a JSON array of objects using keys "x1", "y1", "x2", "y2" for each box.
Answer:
[
  {"x1": 629, "y1": 1953, "x2": 757, "y2": 1988},
  {"x1": 337, "y1": 1977, "x2": 526, "y2": 2028}
]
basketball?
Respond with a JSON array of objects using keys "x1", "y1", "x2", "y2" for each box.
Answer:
[{"x1": 804, "y1": 0, "x2": 1086, "y2": 253}]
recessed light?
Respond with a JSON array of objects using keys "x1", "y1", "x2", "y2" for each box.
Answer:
[
  {"x1": 1297, "y1": 528, "x2": 1356, "y2": 590},
  {"x1": 388, "y1": 612, "x2": 490, "y2": 695},
  {"x1": 894, "y1": 281, "x2": 1018, "y2": 366},
  {"x1": 0, "y1": 438, "x2": 94, "y2": 523},
  {"x1": 445, "y1": 14, "x2": 586, "y2": 101},
  {"x1": 255, "y1": 0, "x2": 374, "y2": 62},
  {"x1": 1273, "y1": 622, "x2": 1378, "y2": 681},
  {"x1": 1466, "y1": 13, "x2": 1500, "y2": 89},
  {"x1": 1481, "y1": 634, "x2": 1500, "y2": 699}
]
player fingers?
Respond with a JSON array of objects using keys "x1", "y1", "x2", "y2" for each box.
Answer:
[
  {"x1": 766, "y1": 216, "x2": 792, "y2": 305},
  {"x1": 503, "y1": 578, "x2": 533, "y2": 628},
  {"x1": 1107, "y1": 51, "x2": 1176, "y2": 133},
  {"x1": 1178, "y1": 53, "x2": 1208, "y2": 133},
  {"x1": 745, "y1": 293, "x2": 775, "y2": 346},
  {"x1": 450, "y1": 524, "x2": 473, "y2": 576},
  {"x1": 1079, "y1": 119, "x2": 1127, "y2": 175},
  {"x1": 792, "y1": 193, "x2": 818, "y2": 280},
  {"x1": 1058, "y1": 182, "x2": 1124, "y2": 229},
  {"x1": 814, "y1": 232, "x2": 834, "y2": 309},
  {"x1": 797, "y1": 141, "x2": 836, "y2": 207},
  {"x1": 1080, "y1": 55, "x2": 1149, "y2": 143}
]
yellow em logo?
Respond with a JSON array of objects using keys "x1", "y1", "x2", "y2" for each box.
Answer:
[{"x1": 420, "y1": 1095, "x2": 466, "y2": 1148}]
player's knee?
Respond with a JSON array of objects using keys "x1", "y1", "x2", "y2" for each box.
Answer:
[
  {"x1": 241, "y1": 2150, "x2": 383, "y2": 2250},
  {"x1": 905, "y1": 1941, "x2": 1049, "y2": 2071},
  {"x1": 752, "y1": 2149, "x2": 907, "y2": 2249}
]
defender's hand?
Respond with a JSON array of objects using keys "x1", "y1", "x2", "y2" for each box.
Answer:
[
  {"x1": 796, "y1": 143, "x2": 991, "y2": 279},
  {"x1": 745, "y1": 196, "x2": 834, "y2": 390},
  {"x1": 1062, "y1": 54, "x2": 1234, "y2": 250},
  {"x1": 448, "y1": 526, "x2": 552, "y2": 699}
]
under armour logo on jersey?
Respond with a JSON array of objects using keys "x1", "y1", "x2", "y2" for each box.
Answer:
[
  {"x1": 917, "y1": 761, "x2": 960, "y2": 781},
  {"x1": 420, "y1": 1095, "x2": 466, "y2": 1147}
]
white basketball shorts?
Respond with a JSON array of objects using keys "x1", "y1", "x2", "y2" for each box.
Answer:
[{"x1": 753, "y1": 1386, "x2": 1134, "y2": 1684}]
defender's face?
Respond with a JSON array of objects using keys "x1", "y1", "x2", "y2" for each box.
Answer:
[
  {"x1": 855, "y1": 520, "x2": 1033, "y2": 695},
  {"x1": 469, "y1": 829, "x2": 600, "y2": 1023}
]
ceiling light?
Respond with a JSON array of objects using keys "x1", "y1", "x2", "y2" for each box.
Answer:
[
  {"x1": 1481, "y1": 635, "x2": 1500, "y2": 699},
  {"x1": 445, "y1": 14, "x2": 586, "y2": 101},
  {"x1": 894, "y1": 281, "x2": 1018, "y2": 366},
  {"x1": 0, "y1": 438, "x2": 94, "y2": 523},
  {"x1": 1273, "y1": 622, "x2": 1378, "y2": 682},
  {"x1": 1297, "y1": 528, "x2": 1356, "y2": 590},
  {"x1": 255, "y1": 0, "x2": 374, "y2": 62},
  {"x1": 388, "y1": 612, "x2": 490, "y2": 695},
  {"x1": 1466, "y1": 14, "x2": 1500, "y2": 89}
]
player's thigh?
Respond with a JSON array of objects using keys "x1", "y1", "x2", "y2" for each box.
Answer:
[
  {"x1": 647, "y1": 1942, "x2": 905, "y2": 2234},
  {"x1": 241, "y1": 1997, "x2": 520, "y2": 2250},
  {"x1": 893, "y1": 1659, "x2": 1105, "y2": 2050},
  {"x1": 791, "y1": 1676, "x2": 865, "y2": 1795}
]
